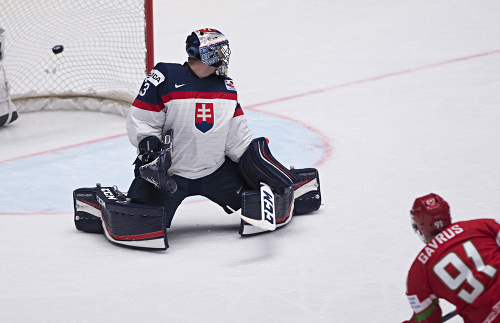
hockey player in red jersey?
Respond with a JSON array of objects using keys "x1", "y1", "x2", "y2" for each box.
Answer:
[{"x1": 403, "y1": 193, "x2": 500, "y2": 323}]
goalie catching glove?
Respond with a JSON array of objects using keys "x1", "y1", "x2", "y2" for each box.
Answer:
[{"x1": 137, "y1": 129, "x2": 177, "y2": 193}]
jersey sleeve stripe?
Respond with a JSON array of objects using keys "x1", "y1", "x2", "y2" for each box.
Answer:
[
  {"x1": 407, "y1": 294, "x2": 437, "y2": 314},
  {"x1": 162, "y1": 91, "x2": 237, "y2": 103},
  {"x1": 132, "y1": 98, "x2": 165, "y2": 112},
  {"x1": 233, "y1": 103, "x2": 244, "y2": 117},
  {"x1": 413, "y1": 299, "x2": 439, "y2": 322}
]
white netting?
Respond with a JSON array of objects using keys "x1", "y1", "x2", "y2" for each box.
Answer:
[{"x1": 0, "y1": 0, "x2": 151, "y2": 115}]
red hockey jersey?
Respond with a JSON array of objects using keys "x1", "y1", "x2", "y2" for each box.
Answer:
[{"x1": 404, "y1": 219, "x2": 500, "y2": 323}]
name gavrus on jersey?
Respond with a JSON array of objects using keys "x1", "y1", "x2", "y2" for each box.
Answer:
[{"x1": 417, "y1": 224, "x2": 465, "y2": 264}]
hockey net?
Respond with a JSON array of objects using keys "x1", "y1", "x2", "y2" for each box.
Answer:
[{"x1": 0, "y1": 0, "x2": 154, "y2": 116}]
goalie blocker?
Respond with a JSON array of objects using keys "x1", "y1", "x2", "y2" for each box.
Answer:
[{"x1": 236, "y1": 137, "x2": 322, "y2": 235}]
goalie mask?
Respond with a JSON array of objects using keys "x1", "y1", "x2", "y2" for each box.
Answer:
[
  {"x1": 186, "y1": 28, "x2": 231, "y2": 76},
  {"x1": 410, "y1": 193, "x2": 451, "y2": 243}
]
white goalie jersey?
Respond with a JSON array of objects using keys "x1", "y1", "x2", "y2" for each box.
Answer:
[{"x1": 126, "y1": 62, "x2": 254, "y2": 179}]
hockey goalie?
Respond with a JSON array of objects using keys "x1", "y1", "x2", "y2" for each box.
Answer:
[
  {"x1": 0, "y1": 28, "x2": 18, "y2": 127},
  {"x1": 72, "y1": 28, "x2": 322, "y2": 250}
]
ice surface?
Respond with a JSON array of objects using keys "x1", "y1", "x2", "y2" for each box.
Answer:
[{"x1": 2, "y1": 0, "x2": 500, "y2": 322}]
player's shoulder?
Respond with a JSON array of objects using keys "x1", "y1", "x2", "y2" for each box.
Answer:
[
  {"x1": 146, "y1": 63, "x2": 192, "y2": 88},
  {"x1": 454, "y1": 218, "x2": 500, "y2": 230},
  {"x1": 150, "y1": 62, "x2": 186, "y2": 76},
  {"x1": 153, "y1": 62, "x2": 183, "y2": 70}
]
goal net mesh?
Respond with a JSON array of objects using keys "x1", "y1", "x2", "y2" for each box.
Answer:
[{"x1": 0, "y1": 0, "x2": 152, "y2": 115}]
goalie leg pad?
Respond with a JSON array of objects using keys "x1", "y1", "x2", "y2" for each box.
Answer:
[
  {"x1": 291, "y1": 168, "x2": 322, "y2": 215},
  {"x1": 239, "y1": 186, "x2": 294, "y2": 236},
  {"x1": 237, "y1": 137, "x2": 301, "y2": 193},
  {"x1": 73, "y1": 188, "x2": 104, "y2": 234},
  {"x1": 73, "y1": 186, "x2": 169, "y2": 250}
]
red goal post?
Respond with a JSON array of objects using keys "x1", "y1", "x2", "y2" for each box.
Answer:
[{"x1": 0, "y1": 0, "x2": 154, "y2": 116}]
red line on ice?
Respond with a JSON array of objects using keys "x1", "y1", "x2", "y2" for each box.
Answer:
[
  {"x1": 246, "y1": 49, "x2": 500, "y2": 110},
  {"x1": 2, "y1": 48, "x2": 499, "y2": 214},
  {"x1": 3, "y1": 49, "x2": 499, "y2": 167},
  {"x1": 243, "y1": 48, "x2": 500, "y2": 167},
  {"x1": 0, "y1": 133, "x2": 127, "y2": 164}
]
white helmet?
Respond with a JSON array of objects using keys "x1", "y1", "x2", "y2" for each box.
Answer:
[{"x1": 186, "y1": 28, "x2": 231, "y2": 76}]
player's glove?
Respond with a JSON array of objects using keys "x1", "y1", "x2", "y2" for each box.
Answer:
[
  {"x1": 137, "y1": 136, "x2": 162, "y2": 164},
  {"x1": 137, "y1": 131, "x2": 177, "y2": 193}
]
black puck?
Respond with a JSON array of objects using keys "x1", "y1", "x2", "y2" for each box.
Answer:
[{"x1": 52, "y1": 45, "x2": 64, "y2": 54}]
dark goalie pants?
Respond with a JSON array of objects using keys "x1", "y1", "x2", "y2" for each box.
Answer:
[{"x1": 127, "y1": 157, "x2": 250, "y2": 228}]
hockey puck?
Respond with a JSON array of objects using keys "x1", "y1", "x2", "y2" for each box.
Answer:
[{"x1": 52, "y1": 45, "x2": 64, "y2": 54}]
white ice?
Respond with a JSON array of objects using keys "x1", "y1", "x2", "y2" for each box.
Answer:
[{"x1": 2, "y1": 1, "x2": 500, "y2": 322}]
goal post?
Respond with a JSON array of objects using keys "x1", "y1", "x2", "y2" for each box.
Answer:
[{"x1": 0, "y1": 0, "x2": 154, "y2": 116}]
